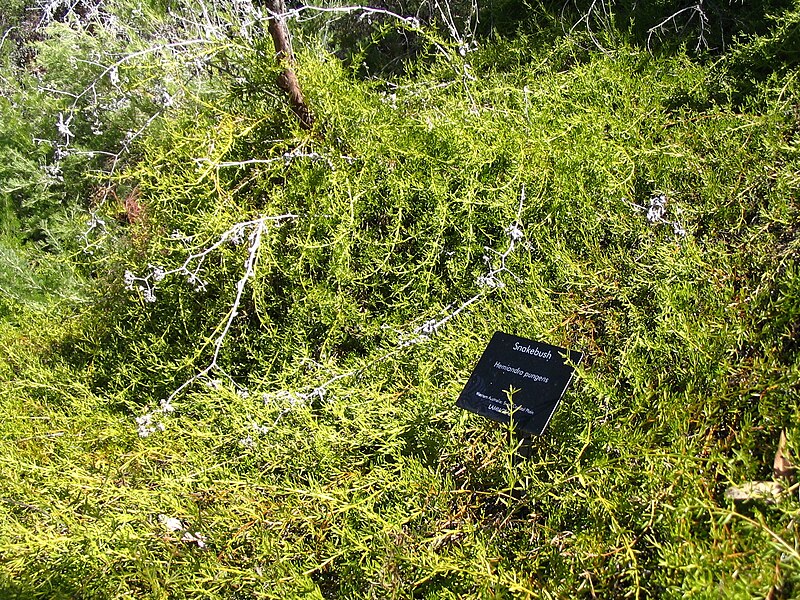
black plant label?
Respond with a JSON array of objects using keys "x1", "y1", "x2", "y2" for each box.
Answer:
[{"x1": 457, "y1": 332, "x2": 582, "y2": 435}]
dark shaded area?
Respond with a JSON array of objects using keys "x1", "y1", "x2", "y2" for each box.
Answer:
[
  {"x1": 290, "y1": 0, "x2": 533, "y2": 77},
  {"x1": 297, "y1": 0, "x2": 429, "y2": 77},
  {"x1": 306, "y1": 0, "x2": 799, "y2": 81},
  {"x1": 717, "y1": 7, "x2": 800, "y2": 107},
  {"x1": 556, "y1": 0, "x2": 798, "y2": 54}
]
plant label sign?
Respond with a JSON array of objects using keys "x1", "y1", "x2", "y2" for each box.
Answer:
[{"x1": 457, "y1": 332, "x2": 582, "y2": 435}]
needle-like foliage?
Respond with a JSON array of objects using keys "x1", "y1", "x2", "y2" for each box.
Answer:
[{"x1": 1, "y1": 1, "x2": 799, "y2": 598}]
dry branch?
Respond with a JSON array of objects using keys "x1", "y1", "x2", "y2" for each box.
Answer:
[{"x1": 265, "y1": 0, "x2": 313, "y2": 129}]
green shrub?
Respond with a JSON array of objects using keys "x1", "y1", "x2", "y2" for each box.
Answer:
[{"x1": 1, "y1": 3, "x2": 799, "y2": 598}]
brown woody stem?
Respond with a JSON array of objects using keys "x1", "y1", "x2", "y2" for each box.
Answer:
[{"x1": 265, "y1": 0, "x2": 313, "y2": 129}]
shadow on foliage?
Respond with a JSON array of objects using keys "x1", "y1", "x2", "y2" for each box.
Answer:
[
  {"x1": 290, "y1": 0, "x2": 533, "y2": 78},
  {"x1": 551, "y1": 0, "x2": 797, "y2": 54},
  {"x1": 306, "y1": 0, "x2": 798, "y2": 84}
]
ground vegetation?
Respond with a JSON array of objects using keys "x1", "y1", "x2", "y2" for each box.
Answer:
[{"x1": 1, "y1": 0, "x2": 799, "y2": 597}]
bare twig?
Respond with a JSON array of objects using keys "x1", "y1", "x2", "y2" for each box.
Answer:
[
  {"x1": 646, "y1": 2, "x2": 710, "y2": 52},
  {"x1": 564, "y1": 0, "x2": 614, "y2": 54},
  {"x1": 194, "y1": 148, "x2": 354, "y2": 170},
  {"x1": 627, "y1": 194, "x2": 687, "y2": 237},
  {"x1": 273, "y1": 5, "x2": 421, "y2": 30},
  {"x1": 129, "y1": 213, "x2": 297, "y2": 436}
]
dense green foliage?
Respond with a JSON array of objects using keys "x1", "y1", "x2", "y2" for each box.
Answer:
[{"x1": 1, "y1": 1, "x2": 799, "y2": 598}]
